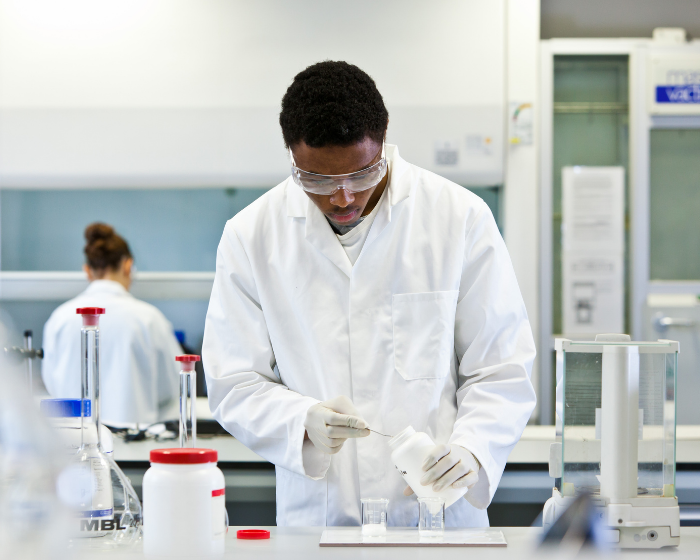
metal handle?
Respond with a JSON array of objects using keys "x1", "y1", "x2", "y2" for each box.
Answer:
[{"x1": 653, "y1": 312, "x2": 697, "y2": 333}]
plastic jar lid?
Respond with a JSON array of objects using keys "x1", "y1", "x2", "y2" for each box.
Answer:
[
  {"x1": 150, "y1": 448, "x2": 218, "y2": 464},
  {"x1": 237, "y1": 529, "x2": 270, "y2": 540},
  {"x1": 40, "y1": 398, "x2": 91, "y2": 418}
]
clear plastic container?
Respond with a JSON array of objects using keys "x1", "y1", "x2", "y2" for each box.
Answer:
[
  {"x1": 361, "y1": 498, "x2": 388, "y2": 536},
  {"x1": 388, "y1": 426, "x2": 468, "y2": 508},
  {"x1": 143, "y1": 448, "x2": 226, "y2": 558}
]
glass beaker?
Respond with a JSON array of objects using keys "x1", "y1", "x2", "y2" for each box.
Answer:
[
  {"x1": 418, "y1": 497, "x2": 445, "y2": 537},
  {"x1": 361, "y1": 498, "x2": 389, "y2": 536}
]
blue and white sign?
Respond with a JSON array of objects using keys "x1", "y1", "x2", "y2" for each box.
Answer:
[
  {"x1": 656, "y1": 84, "x2": 700, "y2": 104},
  {"x1": 649, "y1": 54, "x2": 700, "y2": 114}
]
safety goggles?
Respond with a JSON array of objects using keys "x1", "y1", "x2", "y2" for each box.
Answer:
[{"x1": 290, "y1": 143, "x2": 387, "y2": 195}]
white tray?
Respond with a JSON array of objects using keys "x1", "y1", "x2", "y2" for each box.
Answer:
[{"x1": 319, "y1": 527, "x2": 507, "y2": 547}]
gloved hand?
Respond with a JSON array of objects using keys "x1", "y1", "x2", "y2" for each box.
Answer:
[
  {"x1": 304, "y1": 396, "x2": 370, "y2": 455},
  {"x1": 403, "y1": 444, "x2": 480, "y2": 496}
]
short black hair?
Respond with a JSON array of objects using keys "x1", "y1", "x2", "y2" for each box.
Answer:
[{"x1": 279, "y1": 61, "x2": 389, "y2": 149}]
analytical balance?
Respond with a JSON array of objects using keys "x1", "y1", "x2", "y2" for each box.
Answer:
[{"x1": 543, "y1": 334, "x2": 680, "y2": 548}]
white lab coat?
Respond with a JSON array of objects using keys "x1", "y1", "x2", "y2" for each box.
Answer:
[
  {"x1": 42, "y1": 280, "x2": 182, "y2": 426},
  {"x1": 203, "y1": 145, "x2": 536, "y2": 527}
]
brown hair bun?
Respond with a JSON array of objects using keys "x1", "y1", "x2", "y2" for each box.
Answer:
[{"x1": 84, "y1": 222, "x2": 132, "y2": 272}]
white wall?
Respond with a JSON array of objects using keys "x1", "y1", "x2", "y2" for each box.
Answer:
[
  {"x1": 503, "y1": 0, "x2": 540, "y2": 421},
  {"x1": 0, "y1": 0, "x2": 506, "y2": 187}
]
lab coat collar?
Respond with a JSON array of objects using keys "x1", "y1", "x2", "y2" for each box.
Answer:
[
  {"x1": 84, "y1": 279, "x2": 132, "y2": 297},
  {"x1": 286, "y1": 144, "x2": 412, "y2": 278},
  {"x1": 285, "y1": 144, "x2": 411, "y2": 218}
]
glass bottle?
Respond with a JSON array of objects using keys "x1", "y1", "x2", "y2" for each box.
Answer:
[{"x1": 64, "y1": 307, "x2": 142, "y2": 548}]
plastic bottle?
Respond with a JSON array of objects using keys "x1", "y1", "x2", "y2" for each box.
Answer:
[
  {"x1": 40, "y1": 398, "x2": 114, "y2": 456},
  {"x1": 143, "y1": 448, "x2": 226, "y2": 558},
  {"x1": 388, "y1": 426, "x2": 468, "y2": 508}
]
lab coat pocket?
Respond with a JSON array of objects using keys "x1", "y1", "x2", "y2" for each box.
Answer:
[{"x1": 392, "y1": 291, "x2": 459, "y2": 380}]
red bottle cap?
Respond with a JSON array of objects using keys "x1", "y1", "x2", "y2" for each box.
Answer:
[
  {"x1": 237, "y1": 529, "x2": 270, "y2": 540},
  {"x1": 76, "y1": 307, "x2": 106, "y2": 315},
  {"x1": 176, "y1": 354, "x2": 200, "y2": 371},
  {"x1": 176, "y1": 355, "x2": 201, "y2": 362},
  {"x1": 77, "y1": 307, "x2": 105, "y2": 326},
  {"x1": 150, "y1": 448, "x2": 218, "y2": 464}
]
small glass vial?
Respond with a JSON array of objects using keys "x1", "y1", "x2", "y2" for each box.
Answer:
[
  {"x1": 361, "y1": 498, "x2": 389, "y2": 536},
  {"x1": 143, "y1": 448, "x2": 226, "y2": 558},
  {"x1": 419, "y1": 497, "x2": 445, "y2": 538}
]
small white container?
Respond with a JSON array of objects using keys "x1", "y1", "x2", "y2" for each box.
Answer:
[
  {"x1": 143, "y1": 448, "x2": 226, "y2": 558},
  {"x1": 388, "y1": 426, "x2": 468, "y2": 508},
  {"x1": 41, "y1": 398, "x2": 113, "y2": 455}
]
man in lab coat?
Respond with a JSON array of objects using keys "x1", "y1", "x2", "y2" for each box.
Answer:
[{"x1": 203, "y1": 61, "x2": 536, "y2": 527}]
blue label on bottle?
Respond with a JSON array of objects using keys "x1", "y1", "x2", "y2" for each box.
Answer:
[{"x1": 77, "y1": 508, "x2": 114, "y2": 518}]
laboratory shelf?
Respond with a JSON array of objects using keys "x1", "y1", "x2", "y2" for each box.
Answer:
[{"x1": 0, "y1": 271, "x2": 214, "y2": 301}]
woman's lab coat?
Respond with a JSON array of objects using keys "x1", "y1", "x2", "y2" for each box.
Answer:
[
  {"x1": 42, "y1": 280, "x2": 182, "y2": 426},
  {"x1": 203, "y1": 145, "x2": 537, "y2": 527}
]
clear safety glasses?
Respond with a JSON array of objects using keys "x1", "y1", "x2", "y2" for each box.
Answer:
[{"x1": 290, "y1": 143, "x2": 387, "y2": 195}]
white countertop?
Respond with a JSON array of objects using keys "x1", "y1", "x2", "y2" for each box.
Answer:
[{"x1": 73, "y1": 527, "x2": 700, "y2": 559}]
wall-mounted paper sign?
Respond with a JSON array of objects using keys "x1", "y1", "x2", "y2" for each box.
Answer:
[{"x1": 562, "y1": 166, "x2": 625, "y2": 335}]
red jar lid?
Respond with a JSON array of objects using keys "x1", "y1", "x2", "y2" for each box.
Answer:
[
  {"x1": 150, "y1": 448, "x2": 218, "y2": 464},
  {"x1": 237, "y1": 529, "x2": 270, "y2": 540}
]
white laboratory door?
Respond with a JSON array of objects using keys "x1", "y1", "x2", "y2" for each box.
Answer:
[{"x1": 643, "y1": 296, "x2": 700, "y2": 425}]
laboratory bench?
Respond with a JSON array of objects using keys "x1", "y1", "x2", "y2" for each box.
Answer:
[
  {"x1": 75, "y1": 527, "x2": 700, "y2": 559},
  {"x1": 113, "y1": 399, "x2": 700, "y2": 527}
]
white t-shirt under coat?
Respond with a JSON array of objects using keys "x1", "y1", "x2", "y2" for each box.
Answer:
[{"x1": 335, "y1": 181, "x2": 389, "y2": 266}]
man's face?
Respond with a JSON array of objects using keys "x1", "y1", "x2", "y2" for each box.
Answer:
[{"x1": 291, "y1": 137, "x2": 387, "y2": 228}]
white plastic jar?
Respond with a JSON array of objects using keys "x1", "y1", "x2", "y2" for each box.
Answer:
[
  {"x1": 389, "y1": 426, "x2": 468, "y2": 508},
  {"x1": 40, "y1": 398, "x2": 114, "y2": 455},
  {"x1": 143, "y1": 448, "x2": 226, "y2": 558}
]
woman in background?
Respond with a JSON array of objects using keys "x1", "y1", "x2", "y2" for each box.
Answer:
[{"x1": 42, "y1": 223, "x2": 182, "y2": 427}]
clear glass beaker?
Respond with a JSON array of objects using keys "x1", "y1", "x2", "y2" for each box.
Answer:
[
  {"x1": 361, "y1": 498, "x2": 389, "y2": 536},
  {"x1": 418, "y1": 497, "x2": 445, "y2": 537}
]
